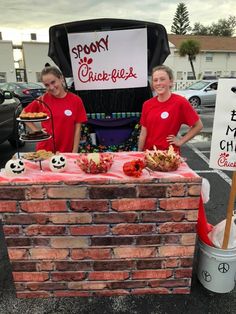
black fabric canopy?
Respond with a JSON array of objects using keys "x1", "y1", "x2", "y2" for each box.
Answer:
[{"x1": 48, "y1": 18, "x2": 170, "y2": 114}]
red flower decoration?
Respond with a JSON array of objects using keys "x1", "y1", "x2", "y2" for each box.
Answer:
[{"x1": 123, "y1": 159, "x2": 145, "y2": 177}]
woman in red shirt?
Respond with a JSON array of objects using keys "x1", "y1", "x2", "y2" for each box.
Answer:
[
  {"x1": 23, "y1": 66, "x2": 87, "y2": 153},
  {"x1": 138, "y1": 65, "x2": 203, "y2": 153}
]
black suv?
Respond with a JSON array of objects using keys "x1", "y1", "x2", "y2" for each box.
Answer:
[{"x1": 0, "y1": 89, "x2": 24, "y2": 147}]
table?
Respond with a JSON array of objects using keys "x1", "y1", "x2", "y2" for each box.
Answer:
[{"x1": 0, "y1": 152, "x2": 202, "y2": 298}]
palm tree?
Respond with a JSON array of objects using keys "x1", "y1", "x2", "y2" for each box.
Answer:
[{"x1": 179, "y1": 39, "x2": 200, "y2": 79}]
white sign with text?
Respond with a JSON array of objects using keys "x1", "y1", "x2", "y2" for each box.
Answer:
[
  {"x1": 67, "y1": 28, "x2": 147, "y2": 90},
  {"x1": 209, "y1": 79, "x2": 236, "y2": 171}
]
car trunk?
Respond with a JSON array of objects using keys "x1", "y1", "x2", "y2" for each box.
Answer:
[{"x1": 48, "y1": 18, "x2": 170, "y2": 149}]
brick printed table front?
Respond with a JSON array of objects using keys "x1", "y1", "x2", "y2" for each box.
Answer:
[{"x1": 0, "y1": 175, "x2": 201, "y2": 298}]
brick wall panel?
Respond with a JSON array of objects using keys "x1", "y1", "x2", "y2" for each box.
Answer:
[
  {"x1": 70, "y1": 200, "x2": 109, "y2": 212},
  {"x1": 89, "y1": 185, "x2": 136, "y2": 199}
]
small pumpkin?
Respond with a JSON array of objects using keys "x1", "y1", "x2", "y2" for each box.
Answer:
[
  {"x1": 123, "y1": 159, "x2": 145, "y2": 177},
  {"x1": 49, "y1": 154, "x2": 67, "y2": 172},
  {"x1": 5, "y1": 158, "x2": 25, "y2": 176}
]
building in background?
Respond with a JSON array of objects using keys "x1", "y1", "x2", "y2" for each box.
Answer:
[{"x1": 0, "y1": 34, "x2": 235, "y2": 85}]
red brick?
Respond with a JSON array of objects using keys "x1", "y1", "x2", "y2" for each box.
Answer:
[
  {"x1": 132, "y1": 288, "x2": 170, "y2": 294},
  {"x1": 0, "y1": 187, "x2": 25, "y2": 200},
  {"x1": 88, "y1": 271, "x2": 129, "y2": 281},
  {"x1": 3, "y1": 226, "x2": 21, "y2": 235},
  {"x1": 27, "y1": 282, "x2": 67, "y2": 291},
  {"x1": 37, "y1": 261, "x2": 54, "y2": 271},
  {"x1": 186, "y1": 210, "x2": 198, "y2": 221},
  {"x1": 132, "y1": 269, "x2": 172, "y2": 279},
  {"x1": 112, "y1": 223, "x2": 155, "y2": 235},
  {"x1": 0, "y1": 201, "x2": 17, "y2": 212},
  {"x1": 141, "y1": 211, "x2": 185, "y2": 222},
  {"x1": 70, "y1": 225, "x2": 108, "y2": 235},
  {"x1": 47, "y1": 186, "x2": 87, "y2": 198},
  {"x1": 25, "y1": 186, "x2": 46, "y2": 199},
  {"x1": 51, "y1": 237, "x2": 88, "y2": 248},
  {"x1": 11, "y1": 261, "x2": 37, "y2": 271},
  {"x1": 24, "y1": 225, "x2": 66, "y2": 236},
  {"x1": 180, "y1": 258, "x2": 194, "y2": 267},
  {"x1": 8, "y1": 248, "x2": 29, "y2": 260},
  {"x1": 71, "y1": 248, "x2": 111, "y2": 260},
  {"x1": 136, "y1": 259, "x2": 162, "y2": 269},
  {"x1": 13, "y1": 272, "x2": 49, "y2": 282},
  {"x1": 114, "y1": 247, "x2": 156, "y2": 258},
  {"x1": 70, "y1": 200, "x2": 108, "y2": 212},
  {"x1": 6, "y1": 238, "x2": 31, "y2": 247},
  {"x1": 94, "y1": 290, "x2": 129, "y2": 296},
  {"x1": 112, "y1": 199, "x2": 156, "y2": 211},
  {"x1": 175, "y1": 268, "x2": 193, "y2": 278},
  {"x1": 30, "y1": 248, "x2": 69, "y2": 260},
  {"x1": 162, "y1": 258, "x2": 179, "y2": 268},
  {"x1": 181, "y1": 234, "x2": 196, "y2": 245},
  {"x1": 161, "y1": 235, "x2": 181, "y2": 244},
  {"x1": 89, "y1": 185, "x2": 136, "y2": 199},
  {"x1": 68, "y1": 281, "x2": 107, "y2": 290},
  {"x1": 91, "y1": 236, "x2": 134, "y2": 246},
  {"x1": 150, "y1": 279, "x2": 190, "y2": 288},
  {"x1": 54, "y1": 291, "x2": 91, "y2": 297},
  {"x1": 168, "y1": 184, "x2": 186, "y2": 197},
  {"x1": 93, "y1": 260, "x2": 135, "y2": 271},
  {"x1": 51, "y1": 272, "x2": 85, "y2": 281},
  {"x1": 160, "y1": 197, "x2": 200, "y2": 210},
  {"x1": 16, "y1": 291, "x2": 51, "y2": 298},
  {"x1": 137, "y1": 185, "x2": 167, "y2": 197},
  {"x1": 3, "y1": 214, "x2": 49, "y2": 224},
  {"x1": 172, "y1": 287, "x2": 191, "y2": 294},
  {"x1": 136, "y1": 235, "x2": 162, "y2": 245},
  {"x1": 93, "y1": 212, "x2": 137, "y2": 223},
  {"x1": 55, "y1": 261, "x2": 91, "y2": 271},
  {"x1": 49, "y1": 213, "x2": 92, "y2": 224},
  {"x1": 32, "y1": 238, "x2": 50, "y2": 246},
  {"x1": 108, "y1": 281, "x2": 147, "y2": 289},
  {"x1": 20, "y1": 200, "x2": 67, "y2": 212},
  {"x1": 188, "y1": 184, "x2": 202, "y2": 196},
  {"x1": 158, "y1": 222, "x2": 196, "y2": 234},
  {"x1": 159, "y1": 246, "x2": 195, "y2": 257}
]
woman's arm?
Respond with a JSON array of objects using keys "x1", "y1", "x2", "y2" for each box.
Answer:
[
  {"x1": 167, "y1": 119, "x2": 203, "y2": 147},
  {"x1": 72, "y1": 123, "x2": 82, "y2": 153},
  {"x1": 138, "y1": 126, "x2": 147, "y2": 151}
]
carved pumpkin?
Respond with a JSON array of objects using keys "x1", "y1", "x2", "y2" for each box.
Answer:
[
  {"x1": 49, "y1": 154, "x2": 67, "y2": 172},
  {"x1": 5, "y1": 158, "x2": 25, "y2": 176}
]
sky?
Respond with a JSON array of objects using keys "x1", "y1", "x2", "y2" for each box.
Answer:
[{"x1": 0, "y1": 0, "x2": 235, "y2": 43}]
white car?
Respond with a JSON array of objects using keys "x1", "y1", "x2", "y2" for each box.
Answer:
[{"x1": 174, "y1": 80, "x2": 218, "y2": 108}]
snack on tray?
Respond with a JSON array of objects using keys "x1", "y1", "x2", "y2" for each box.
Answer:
[
  {"x1": 23, "y1": 150, "x2": 53, "y2": 160},
  {"x1": 21, "y1": 130, "x2": 50, "y2": 140},
  {"x1": 19, "y1": 112, "x2": 48, "y2": 120},
  {"x1": 77, "y1": 153, "x2": 113, "y2": 174},
  {"x1": 145, "y1": 145, "x2": 181, "y2": 172}
]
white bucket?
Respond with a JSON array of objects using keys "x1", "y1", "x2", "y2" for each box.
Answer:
[{"x1": 197, "y1": 238, "x2": 236, "y2": 293}]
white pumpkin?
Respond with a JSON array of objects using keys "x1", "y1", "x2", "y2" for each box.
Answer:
[
  {"x1": 49, "y1": 154, "x2": 67, "y2": 172},
  {"x1": 5, "y1": 158, "x2": 25, "y2": 176},
  {"x1": 87, "y1": 153, "x2": 100, "y2": 164}
]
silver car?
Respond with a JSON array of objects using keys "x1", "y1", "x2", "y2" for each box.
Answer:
[{"x1": 174, "y1": 80, "x2": 218, "y2": 108}]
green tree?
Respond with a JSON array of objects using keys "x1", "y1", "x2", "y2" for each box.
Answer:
[
  {"x1": 171, "y1": 2, "x2": 191, "y2": 35},
  {"x1": 179, "y1": 39, "x2": 200, "y2": 80},
  {"x1": 191, "y1": 15, "x2": 236, "y2": 36}
]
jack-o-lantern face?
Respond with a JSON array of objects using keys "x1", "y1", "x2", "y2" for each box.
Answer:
[
  {"x1": 5, "y1": 159, "x2": 25, "y2": 176},
  {"x1": 49, "y1": 155, "x2": 67, "y2": 172}
]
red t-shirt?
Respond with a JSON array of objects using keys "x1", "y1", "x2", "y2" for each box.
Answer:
[
  {"x1": 140, "y1": 93, "x2": 200, "y2": 151},
  {"x1": 24, "y1": 92, "x2": 87, "y2": 152}
]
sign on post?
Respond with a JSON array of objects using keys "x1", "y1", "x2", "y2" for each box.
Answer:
[
  {"x1": 209, "y1": 78, "x2": 236, "y2": 249},
  {"x1": 209, "y1": 79, "x2": 236, "y2": 171},
  {"x1": 67, "y1": 28, "x2": 147, "y2": 91}
]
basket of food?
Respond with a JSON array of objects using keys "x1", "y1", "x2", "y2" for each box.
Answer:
[
  {"x1": 77, "y1": 153, "x2": 113, "y2": 174},
  {"x1": 145, "y1": 145, "x2": 181, "y2": 172}
]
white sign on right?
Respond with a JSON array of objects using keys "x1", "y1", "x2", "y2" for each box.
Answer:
[{"x1": 209, "y1": 78, "x2": 236, "y2": 171}]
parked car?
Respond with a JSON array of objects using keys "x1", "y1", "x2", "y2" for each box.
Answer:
[
  {"x1": 0, "y1": 89, "x2": 25, "y2": 147},
  {"x1": 174, "y1": 80, "x2": 218, "y2": 108},
  {"x1": 1, "y1": 82, "x2": 45, "y2": 108}
]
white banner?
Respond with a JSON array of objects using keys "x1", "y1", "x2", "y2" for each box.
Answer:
[
  {"x1": 67, "y1": 28, "x2": 147, "y2": 90},
  {"x1": 209, "y1": 79, "x2": 236, "y2": 171}
]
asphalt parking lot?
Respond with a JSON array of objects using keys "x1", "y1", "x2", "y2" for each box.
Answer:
[{"x1": 0, "y1": 107, "x2": 235, "y2": 313}]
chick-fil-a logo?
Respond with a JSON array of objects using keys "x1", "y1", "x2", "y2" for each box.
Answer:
[
  {"x1": 217, "y1": 152, "x2": 236, "y2": 168},
  {"x1": 77, "y1": 57, "x2": 137, "y2": 83}
]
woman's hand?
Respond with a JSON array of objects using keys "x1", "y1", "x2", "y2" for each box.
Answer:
[{"x1": 166, "y1": 134, "x2": 182, "y2": 147}]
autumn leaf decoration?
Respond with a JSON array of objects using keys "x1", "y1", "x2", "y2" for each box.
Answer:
[{"x1": 123, "y1": 159, "x2": 145, "y2": 177}]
